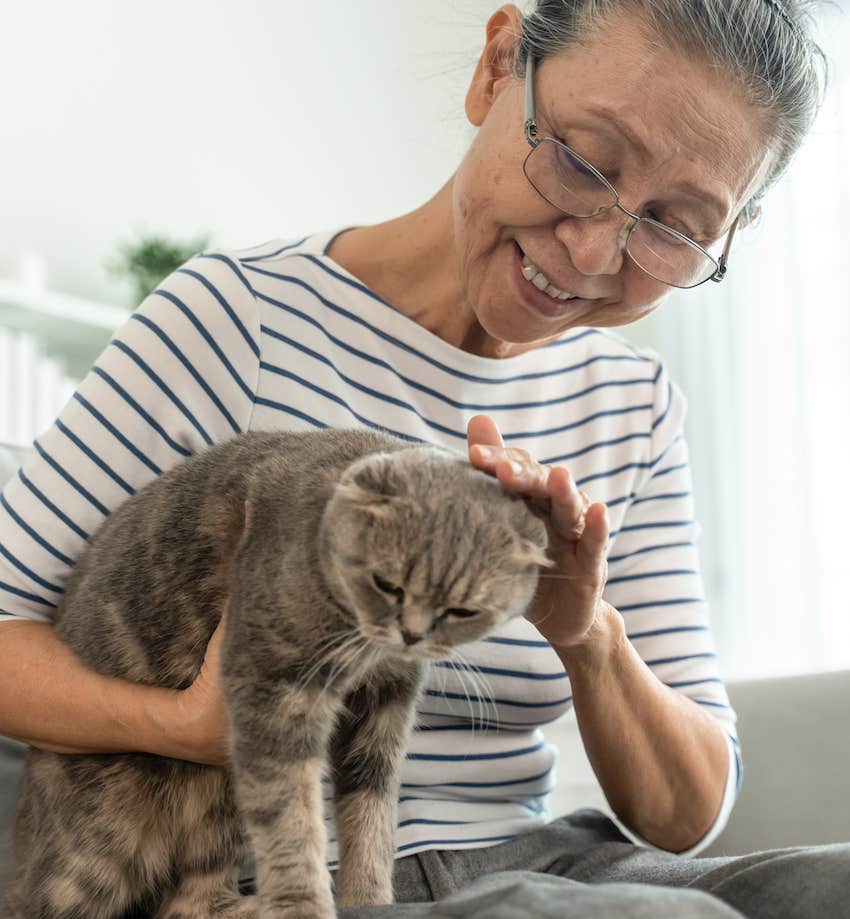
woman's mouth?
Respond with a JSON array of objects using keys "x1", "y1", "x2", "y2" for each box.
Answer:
[{"x1": 510, "y1": 242, "x2": 583, "y2": 318}]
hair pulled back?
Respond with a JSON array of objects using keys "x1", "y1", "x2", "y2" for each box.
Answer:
[{"x1": 513, "y1": 0, "x2": 829, "y2": 224}]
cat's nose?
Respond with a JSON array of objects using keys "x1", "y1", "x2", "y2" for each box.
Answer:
[{"x1": 401, "y1": 628, "x2": 423, "y2": 646}]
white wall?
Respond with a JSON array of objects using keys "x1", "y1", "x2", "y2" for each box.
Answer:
[{"x1": 0, "y1": 0, "x2": 490, "y2": 306}]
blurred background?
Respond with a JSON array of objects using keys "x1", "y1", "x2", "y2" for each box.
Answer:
[{"x1": 1, "y1": 0, "x2": 847, "y2": 687}]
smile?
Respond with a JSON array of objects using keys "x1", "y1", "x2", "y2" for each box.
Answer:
[{"x1": 520, "y1": 254, "x2": 578, "y2": 301}]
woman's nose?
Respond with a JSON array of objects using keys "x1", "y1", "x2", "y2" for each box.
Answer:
[{"x1": 553, "y1": 208, "x2": 633, "y2": 278}]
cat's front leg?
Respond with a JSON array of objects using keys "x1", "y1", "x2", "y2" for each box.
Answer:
[
  {"x1": 228, "y1": 682, "x2": 342, "y2": 919},
  {"x1": 330, "y1": 661, "x2": 426, "y2": 909}
]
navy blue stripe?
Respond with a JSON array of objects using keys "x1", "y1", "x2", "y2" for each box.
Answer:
[
  {"x1": 0, "y1": 540, "x2": 64, "y2": 594},
  {"x1": 0, "y1": 580, "x2": 57, "y2": 607},
  {"x1": 251, "y1": 396, "x2": 331, "y2": 431},
  {"x1": 91, "y1": 368, "x2": 192, "y2": 459},
  {"x1": 605, "y1": 491, "x2": 636, "y2": 509},
  {"x1": 484, "y1": 635, "x2": 550, "y2": 648},
  {"x1": 695, "y1": 699, "x2": 731, "y2": 710},
  {"x1": 153, "y1": 288, "x2": 254, "y2": 401},
  {"x1": 631, "y1": 491, "x2": 692, "y2": 505},
  {"x1": 260, "y1": 323, "x2": 654, "y2": 426},
  {"x1": 397, "y1": 818, "x2": 476, "y2": 828},
  {"x1": 575, "y1": 460, "x2": 654, "y2": 487},
  {"x1": 617, "y1": 520, "x2": 694, "y2": 533},
  {"x1": 110, "y1": 339, "x2": 213, "y2": 446},
  {"x1": 665, "y1": 677, "x2": 723, "y2": 688},
  {"x1": 240, "y1": 236, "x2": 309, "y2": 262},
  {"x1": 55, "y1": 421, "x2": 135, "y2": 497},
  {"x1": 32, "y1": 441, "x2": 110, "y2": 516},
  {"x1": 607, "y1": 568, "x2": 698, "y2": 585},
  {"x1": 183, "y1": 256, "x2": 260, "y2": 358},
  {"x1": 248, "y1": 265, "x2": 645, "y2": 385},
  {"x1": 545, "y1": 431, "x2": 650, "y2": 465},
  {"x1": 18, "y1": 470, "x2": 89, "y2": 541},
  {"x1": 397, "y1": 793, "x2": 548, "y2": 806},
  {"x1": 651, "y1": 462, "x2": 688, "y2": 480},
  {"x1": 416, "y1": 710, "x2": 565, "y2": 729},
  {"x1": 607, "y1": 541, "x2": 696, "y2": 564},
  {"x1": 131, "y1": 314, "x2": 242, "y2": 433},
  {"x1": 402, "y1": 767, "x2": 552, "y2": 789},
  {"x1": 651, "y1": 378, "x2": 673, "y2": 431},
  {"x1": 628, "y1": 625, "x2": 708, "y2": 640},
  {"x1": 435, "y1": 661, "x2": 567, "y2": 681},
  {"x1": 423, "y1": 689, "x2": 570, "y2": 709},
  {"x1": 73, "y1": 393, "x2": 162, "y2": 476},
  {"x1": 645, "y1": 652, "x2": 716, "y2": 666},
  {"x1": 618, "y1": 597, "x2": 704, "y2": 612},
  {"x1": 0, "y1": 494, "x2": 74, "y2": 567},
  {"x1": 407, "y1": 742, "x2": 543, "y2": 762}
]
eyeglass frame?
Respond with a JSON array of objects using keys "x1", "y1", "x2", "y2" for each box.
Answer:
[{"x1": 522, "y1": 52, "x2": 741, "y2": 289}]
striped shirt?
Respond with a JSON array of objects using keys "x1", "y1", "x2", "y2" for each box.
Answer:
[{"x1": 0, "y1": 227, "x2": 741, "y2": 863}]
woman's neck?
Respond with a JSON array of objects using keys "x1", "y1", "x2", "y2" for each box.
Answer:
[{"x1": 325, "y1": 178, "x2": 544, "y2": 359}]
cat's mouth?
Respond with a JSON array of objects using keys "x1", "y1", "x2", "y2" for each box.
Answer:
[{"x1": 359, "y1": 623, "x2": 429, "y2": 657}]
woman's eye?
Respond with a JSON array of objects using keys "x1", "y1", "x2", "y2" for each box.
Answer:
[
  {"x1": 373, "y1": 574, "x2": 404, "y2": 599},
  {"x1": 443, "y1": 608, "x2": 479, "y2": 619}
]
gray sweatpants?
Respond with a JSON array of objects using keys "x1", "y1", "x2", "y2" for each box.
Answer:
[
  {"x1": 3, "y1": 732, "x2": 846, "y2": 918},
  {"x1": 332, "y1": 809, "x2": 850, "y2": 919}
]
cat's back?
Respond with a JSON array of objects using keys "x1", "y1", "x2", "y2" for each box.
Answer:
[{"x1": 54, "y1": 428, "x2": 409, "y2": 687}]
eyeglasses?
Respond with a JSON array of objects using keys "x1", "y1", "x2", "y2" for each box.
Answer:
[{"x1": 522, "y1": 53, "x2": 740, "y2": 289}]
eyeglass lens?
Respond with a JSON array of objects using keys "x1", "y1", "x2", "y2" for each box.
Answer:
[{"x1": 523, "y1": 137, "x2": 718, "y2": 288}]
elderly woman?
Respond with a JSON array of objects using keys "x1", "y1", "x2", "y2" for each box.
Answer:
[{"x1": 0, "y1": 0, "x2": 844, "y2": 917}]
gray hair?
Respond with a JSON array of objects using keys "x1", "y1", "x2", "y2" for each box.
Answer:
[{"x1": 513, "y1": 0, "x2": 830, "y2": 226}]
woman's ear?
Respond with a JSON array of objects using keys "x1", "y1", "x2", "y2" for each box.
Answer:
[{"x1": 465, "y1": 4, "x2": 524, "y2": 127}]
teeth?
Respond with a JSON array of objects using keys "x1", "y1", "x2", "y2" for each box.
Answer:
[{"x1": 521, "y1": 254, "x2": 576, "y2": 300}]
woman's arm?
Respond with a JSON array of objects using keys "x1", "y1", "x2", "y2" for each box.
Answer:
[
  {"x1": 468, "y1": 416, "x2": 733, "y2": 852},
  {"x1": 555, "y1": 601, "x2": 729, "y2": 853},
  {"x1": 0, "y1": 617, "x2": 231, "y2": 765},
  {"x1": 0, "y1": 620, "x2": 181, "y2": 757}
]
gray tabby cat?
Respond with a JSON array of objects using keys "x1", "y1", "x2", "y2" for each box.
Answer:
[{"x1": 6, "y1": 428, "x2": 551, "y2": 919}]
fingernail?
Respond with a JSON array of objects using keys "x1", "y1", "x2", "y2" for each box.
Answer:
[
  {"x1": 475, "y1": 445, "x2": 493, "y2": 460},
  {"x1": 509, "y1": 460, "x2": 524, "y2": 476}
]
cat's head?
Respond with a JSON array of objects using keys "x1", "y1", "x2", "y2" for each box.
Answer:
[{"x1": 319, "y1": 446, "x2": 553, "y2": 659}]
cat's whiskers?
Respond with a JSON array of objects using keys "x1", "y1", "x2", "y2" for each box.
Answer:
[
  {"x1": 444, "y1": 649, "x2": 497, "y2": 733},
  {"x1": 296, "y1": 629, "x2": 361, "y2": 691}
]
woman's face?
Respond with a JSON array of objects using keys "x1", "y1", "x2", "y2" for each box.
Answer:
[{"x1": 453, "y1": 4, "x2": 773, "y2": 343}]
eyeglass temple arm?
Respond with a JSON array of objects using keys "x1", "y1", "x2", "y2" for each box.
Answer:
[
  {"x1": 712, "y1": 214, "x2": 741, "y2": 282},
  {"x1": 524, "y1": 53, "x2": 538, "y2": 145}
]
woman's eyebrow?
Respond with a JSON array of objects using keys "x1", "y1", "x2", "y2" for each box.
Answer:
[{"x1": 559, "y1": 103, "x2": 731, "y2": 222}]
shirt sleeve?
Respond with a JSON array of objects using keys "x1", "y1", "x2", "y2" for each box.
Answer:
[
  {"x1": 600, "y1": 358, "x2": 742, "y2": 857},
  {"x1": 0, "y1": 250, "x2": 261, "y2": 624}
]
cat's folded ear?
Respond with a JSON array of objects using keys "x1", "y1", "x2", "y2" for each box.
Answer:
[
  {"x1": 513, "y1": 535, "x2": 556, "y2": 569},
  {"x1": 337, "y1": 453, "x2": 409, "y2": 520}
]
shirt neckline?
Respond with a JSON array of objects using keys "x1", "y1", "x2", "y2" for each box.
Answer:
[{"x1": 292, "y1": 226, "x2": 592, "y2": 375}]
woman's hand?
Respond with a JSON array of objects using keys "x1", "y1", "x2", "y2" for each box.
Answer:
[
  {"x1": 166, "y1": 614, "x2": 232, "y2": 766},
  {"x1": 467, "y1": 414, "x2": 611, "y2": 651}
]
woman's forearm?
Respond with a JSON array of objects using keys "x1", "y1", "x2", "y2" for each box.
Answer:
[
  {"x1": 555, "y1": 601, "x2": 729, "y2": 853},
  {"x1": 0, "y1": 620, "x2": 185, "y2": 759}
]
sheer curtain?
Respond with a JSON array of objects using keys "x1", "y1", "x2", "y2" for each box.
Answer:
[{"x1": 625, "y1": 3, "x2": 849, "y2": 679}]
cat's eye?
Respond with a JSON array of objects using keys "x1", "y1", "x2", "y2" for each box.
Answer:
[
  {"x1": 443, "y1": 608, "x2": 479, "y2": 620},
  {"x1": 372, "y1": 573, "x2": 404, "y2": 601}
]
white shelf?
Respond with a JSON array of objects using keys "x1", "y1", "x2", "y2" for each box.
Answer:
[
  {"x1": 0, "y1": 279, "x2": 129, "y2": 330},
  {"x1": 0, "y1": 279, "x2": 130, "y2": 380}
]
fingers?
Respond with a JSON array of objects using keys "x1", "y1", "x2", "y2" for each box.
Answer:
[
  {"x1": 467, "y1": 414, "x2": 504, "y2": 458},
  {"x1": 577, "y1": 502, "x2": 610, "y2": 564}
]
